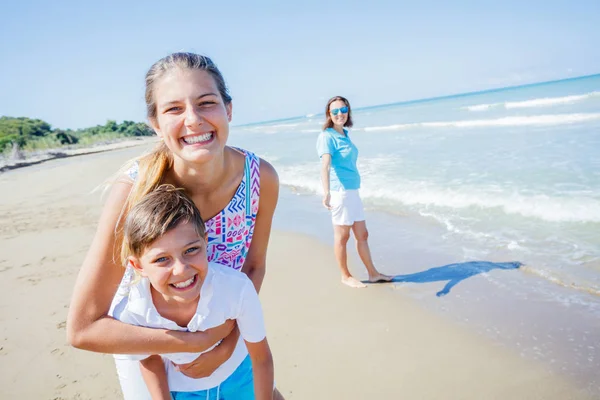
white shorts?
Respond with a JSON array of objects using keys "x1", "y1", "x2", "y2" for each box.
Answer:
[
  {"x1": 114, "y1": 358, "x2": 152, "y2": 399},
  {"x1": 329, "y1": 189, "x2": 365, "y2": 226}
]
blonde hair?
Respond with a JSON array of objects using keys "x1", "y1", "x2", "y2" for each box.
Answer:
[
  {"x1": 121, "y1": 184, "x2": 206, "y2": 265},
  {"x1": 115, "y1": 53, "x2": 231, "y2": 264}
]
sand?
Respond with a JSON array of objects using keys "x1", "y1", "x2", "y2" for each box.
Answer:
[
  {"x1": 0, "y1": 137, "x2": 157, "y2": 173},
  {"x1": 0, "y1": 144, "x2": 593, "y2": 399}
]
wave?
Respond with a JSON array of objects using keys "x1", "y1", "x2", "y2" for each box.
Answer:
[
  {"x1": 238, "y1": 122, "x2": 302, "y2": 133},
  {"x1": 300, "y1": 129, "x2": 321, "y2": 133},
  {"x1": 520, "y1": 265, "x2": 600, "y2": 297},
  {"x1": 464, "y1": 103, "x2": 496, "y2": 111},
  {"x1": 363, "y1": 113, "x2": 600, "y2": 131},
  {"x1": 358, "y1": 183, "x2": 600, "y2": 223},
  {"x1": 275, "y1": 164, "x2": 600, "y2": 223},
  {"x1": 463, "y1": 91, "x2": 600, "y2": 112}
]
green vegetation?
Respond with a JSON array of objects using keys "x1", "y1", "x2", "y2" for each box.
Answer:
[{"x1": 0, "y1": 117, "x2": 154, "y2": 154}]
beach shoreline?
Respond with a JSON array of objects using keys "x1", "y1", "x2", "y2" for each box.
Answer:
[
  {"x1": 0, "y1": 136, "x2": 158, "y2": 173},
  {"x1": 273, "y1": 187, "x2": 600, "y2": 393},
  {"x1": 0, "y1": 144, "x2": 597, "y2": 399}
]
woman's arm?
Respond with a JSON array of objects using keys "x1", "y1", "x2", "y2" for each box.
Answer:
[
  {"x1": 66, "y1": 180, "x2": 233, "y2": 354},
  {"x1": 140, "y1": 355, "x2": 171, "y2": 400},
  {"x1": 242, "y1": 159, "x2": 279, "y2": 293},
  {"x1": 246, "y1": 339, "x2": 274, "y2": 400},
  {"x1": 320, "y1": 154, "x2": 332, "y2": 209}
]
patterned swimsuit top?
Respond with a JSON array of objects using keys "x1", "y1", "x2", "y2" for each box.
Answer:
[{"x1": 127, "y1": 148, "x2": 260, "y2": 271}]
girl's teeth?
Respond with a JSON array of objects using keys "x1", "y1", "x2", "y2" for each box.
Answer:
[
  {"x1": 172, "y1": 276, "x2": 195, "y2": 288},
  {"x1": 183, "y1": 133, "x2": 213, "y2": 144}
]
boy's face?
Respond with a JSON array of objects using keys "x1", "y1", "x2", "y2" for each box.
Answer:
[{"x1": 130, "y1": 221, "x2": 208, "y2": 305}]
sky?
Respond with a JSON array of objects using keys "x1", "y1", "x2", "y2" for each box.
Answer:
[{"x1": 1, "y1": 0, "x2": 599, "y2": 129}]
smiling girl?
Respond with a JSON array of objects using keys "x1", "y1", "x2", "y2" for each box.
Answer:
[{"x1": 67, "y1": 53, "x2": 283, "y2": 399}]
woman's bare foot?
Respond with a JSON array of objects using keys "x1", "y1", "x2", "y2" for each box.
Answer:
[
  {"x1": 341, "y1": 276, "x2": 367, "y2": 288},
  {"x1": 367, "y1": 273, "x2": 393, "y2": 283}
]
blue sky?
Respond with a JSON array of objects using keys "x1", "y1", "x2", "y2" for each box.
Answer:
[{"x1": 1, "y1": 0, "x2": 599, "y2": 129}]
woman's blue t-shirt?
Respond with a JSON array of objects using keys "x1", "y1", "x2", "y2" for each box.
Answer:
[{"x1": 316, "y1": 127, "x2": 361, "y2": 191}]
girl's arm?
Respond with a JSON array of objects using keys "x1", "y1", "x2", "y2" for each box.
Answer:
[
  {"x1": 242, "y1": 159, "x2": 279, "y2": 293},
  {"x1": 66, "y1": 180, "x2": 233, "y2": 354},
  {"x1": 320, "y1": 154, "x2": 332, "y2": 209},
  {"x1": 140, "y1": 355, "x2": 171, "y2": 400},
  {"x1": 176, "y1": 160, "x2": 279, "y2": 378},
  {"x1": 246, "y1": 339, "x2": 274, "y2": 400}
]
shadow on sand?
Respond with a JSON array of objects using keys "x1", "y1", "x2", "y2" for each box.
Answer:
[{"x1": 365, "y1": 261, "x2": 522, "y2": 297}]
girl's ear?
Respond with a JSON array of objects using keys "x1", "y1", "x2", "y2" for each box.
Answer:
[
  {"x1": 149, "y1": 117, "x2": 162, "y2": 138},
  {"x1": 128, "y1": 256, "x2": 147, "y2": 277}
]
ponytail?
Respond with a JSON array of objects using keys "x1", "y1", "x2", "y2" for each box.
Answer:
[
  {"x1": 125, "y1": 141, "x2": 173, "y2": 216},
  {"x1": 114, "y1": 141, "x2": 173, "y2": 266}
]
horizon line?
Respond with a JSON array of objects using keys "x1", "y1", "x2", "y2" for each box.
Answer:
[{"x1": 233, "y1": 72, "x2": 600, "y2": 128}]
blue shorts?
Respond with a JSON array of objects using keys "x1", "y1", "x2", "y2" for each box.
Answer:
[{"x1": 171, "y1": 355, "x2": 254, "y2": 400}]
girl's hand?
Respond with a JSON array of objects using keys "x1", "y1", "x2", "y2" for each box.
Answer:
[
  {"x1": 322, "y1": 193, "x2": 331, "y2": 210},
  {"x1": 176, "y1": 326, "x2": 240, "y2": 378},
  {"x1": 189, "y1": 319, "x2": 235, "y2": 352}
]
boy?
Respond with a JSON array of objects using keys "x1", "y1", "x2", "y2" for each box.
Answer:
[{"x1": 112, "y1": 185, "x2": 274, "y2": 399}]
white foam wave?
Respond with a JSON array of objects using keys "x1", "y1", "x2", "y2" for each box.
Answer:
[
  {"x1": 521, "y1": 265, "x2": 600, "y2": 297},
  {"x1": 464, "y1": 103, "x2": 496, "y2": 111},
  {"x1": 363, "y1": 113, "x2": 600, "y2": 132},
  {"x1": 239, "y1": 122, "x2": 302, "y2": 134},
  {"x1": 276, "y1": 164, "x2": 600, "y2": 223},
  {"x1": 274, "y1": 163, "x2": 324, "y2": 194},
  {"x1": 462, "y1": 91, "x2": 600, "y2": 112},
  {"x1": 358, "y1": 183, "x2": 600, "y2": 223},
  {"x1": 506, "y1": 92, "x2": 600, "y2": 109}
]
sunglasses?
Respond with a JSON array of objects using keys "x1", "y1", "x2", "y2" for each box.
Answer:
[{"x1": 330, "y1": 106, "x2": 349, "y2": 116}]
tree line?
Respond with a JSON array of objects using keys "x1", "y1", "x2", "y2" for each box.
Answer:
[{"x1": 0, "y1": 116, "x2": 154, "y2": 151}]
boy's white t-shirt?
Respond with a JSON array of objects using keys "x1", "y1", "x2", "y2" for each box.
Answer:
[{"x1": 111, "y1": 262, "x2": 266, "y2": 392}]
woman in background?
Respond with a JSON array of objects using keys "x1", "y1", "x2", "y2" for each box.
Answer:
[{"x1": 316, "y1": 95, "x2": 392, "y2": 288}]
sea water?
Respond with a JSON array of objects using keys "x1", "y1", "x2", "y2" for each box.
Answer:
[
  {"x1": 230, "y1": 74, "x2": 600, "y2": 302},
  {"x1": 229, "y1": 75, "x2": 600, "y2": 390}
]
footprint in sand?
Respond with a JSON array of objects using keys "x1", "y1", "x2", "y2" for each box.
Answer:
[{"x1": 17, "y1": 274, "x2": 42, "y2": 285}]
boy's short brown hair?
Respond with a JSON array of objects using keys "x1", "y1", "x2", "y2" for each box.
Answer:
[{"x1": 121, "y1": 184, "x2": 205, "y2": 265}]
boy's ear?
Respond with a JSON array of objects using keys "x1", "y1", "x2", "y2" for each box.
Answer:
[{"x1": 128, "y1": 256, "x2": 147, "y2": 277}]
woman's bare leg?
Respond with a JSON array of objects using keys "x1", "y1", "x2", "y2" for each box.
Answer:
[
  {"x1": 334, "y1": 224, "x2": 366, "y2": 288},
  {"x1": 352, "y1": 221, "x2": 392, "y2": 282}
]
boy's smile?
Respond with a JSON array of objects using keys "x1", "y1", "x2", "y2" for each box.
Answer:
[{"x1": 130, "y1": 221, "x2": 209, "y2": 307}]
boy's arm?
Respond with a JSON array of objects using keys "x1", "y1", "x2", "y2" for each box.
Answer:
[
  {"x1": 237, "y1": 278, "x2": 273, "y2": 399},
  {"x1": 245, "y1": 339, "x2": 274, "y2": 400},
  {"x1": 139, "y1": 355, "x2": 172, "y2": 400}
]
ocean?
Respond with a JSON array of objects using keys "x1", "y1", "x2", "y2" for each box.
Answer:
[
  {"x1": 229, "y1": 74, "x2": 600, "y2": 390},
  {"x1": 231, "y1": 74, "x2": 600, "y2": 299}
]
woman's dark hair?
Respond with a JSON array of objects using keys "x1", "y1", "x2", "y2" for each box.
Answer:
[{"x1": 322, "y1": 96, "x2": 353, "y2": 130}]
